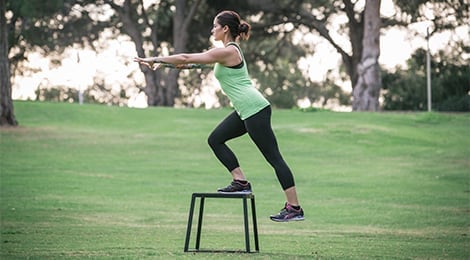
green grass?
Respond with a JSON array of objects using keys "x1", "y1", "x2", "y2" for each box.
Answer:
[{"x1": 1, "y1": 101, "x2": 469, "y2": 259}]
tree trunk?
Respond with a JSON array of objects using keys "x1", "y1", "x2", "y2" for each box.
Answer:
[
  {"x1": 0, "y1": 0, "x2": 18, "y2": 126},
  {"x1": 343, "y1": 0, "x2": 364, "y2": 90},
  {"x1": 352, "y1": 0, "x2": 381, "y2": 111},
  {"x1": 128, "y1": 0, "x2": 200, "y2": 107},
  {"x1": 143, "y1": 0, "x2": 201, "y2": 107}
]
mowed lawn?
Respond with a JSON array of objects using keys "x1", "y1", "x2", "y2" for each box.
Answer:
[{"x1": 1, "y1": 101, "x2": 469, "y2": 259}]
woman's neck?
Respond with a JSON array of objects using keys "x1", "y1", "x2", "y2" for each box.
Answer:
[{"x1": 222, "y1": 35, "x2": 235, "y2": 46}]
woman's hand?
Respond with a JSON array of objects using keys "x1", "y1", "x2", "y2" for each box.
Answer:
[{"x1": 133, "y1": 57, "x2": 160, "y2": 70}]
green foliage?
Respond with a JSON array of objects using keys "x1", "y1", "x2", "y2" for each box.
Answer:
[
  {"x1": 297, "y1": 106, "x2": 330, "y2": 112},
  {"x1": 33, "y1": 86, "x2": 127, "y2": 106},
  {"x1": 36, "y1": 70, "x2": 133, "y2": 105},
  {"x1": 34, "y1": 86, "x2": 79, "y2": 103},
  {"x1": 6, "y1": 0, "x2": 468, "y2": 110},
  {"x1": 393, "y1": 0, "x2": 469, "y2": 30},
  {"x1": 6, "y1": 0, "x2": 108, "y2": 64},
  {"x1": 382, "y1": 46, "x2": 469, "y2": 111},
  {"x1": 1, "y1": 102, "x2": 469, "y2": 258},
  {"x1": 435, "y1": 95, "x2": 470, "y2": 111},
  {"x1": 382, "y1": 67, "x2": 427, "y2": 111},
  {"x1": 7, "y1": 0, "x2": 64, "y2": 19}
]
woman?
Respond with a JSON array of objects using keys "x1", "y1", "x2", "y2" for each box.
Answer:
[{"x1": 134, "y1": 10, "x2": 304, "y2": 222}]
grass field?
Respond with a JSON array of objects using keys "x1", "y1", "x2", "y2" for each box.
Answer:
[{"x1": 1, "y1": 101, "x2": 469, "y2": 259}]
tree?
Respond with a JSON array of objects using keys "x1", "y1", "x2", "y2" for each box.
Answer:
[
  {"x1": 394, "y1": 0, "x2": 468, "y2": 35},
  {"x1": 352, "y1": 0, "x2": 381, "y2": 111},
  {"x1": 380, "y1": 0, "x2": 469, "y2": 111},
  {"x1": 382, "y1": 46, "x2": 470, "y2": 111},
  {"x1": 102, "y1": 0, "x2": 202, "y2": 106},
  {"x1": 0, "y1": 0, "x2": 17, "y2": 126},
  {"x1": 7, "y1": 0, "x2": 108, "y2": 70},
  {"x1": 245, "y1": 0, "x2": 378, "y2": 110},
  {"x1": 3, "y1": 0, "x2": 110, "y2": 125},
  {"x1": 4, "y1": 0, "x2": 198, "y2": 108},
  {"x1": 246, "y1": 0, "x2": 468, "y2": 111},
  {"x1": 7, "y1": 0, "x2": 467, "y2": 111}
]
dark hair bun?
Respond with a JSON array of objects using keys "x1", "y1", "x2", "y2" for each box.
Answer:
[
  {"x1": 238, "y1": 22, "x2": 251, "y2": 40},
  {"x1": 239, "y1": 23, "x2": 249, "y2": 33}
]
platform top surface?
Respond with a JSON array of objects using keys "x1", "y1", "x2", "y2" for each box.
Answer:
[{"x1": 191, "y1": 192, "x2": 254, "y2": 198}]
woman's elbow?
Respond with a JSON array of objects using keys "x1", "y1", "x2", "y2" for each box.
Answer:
[{"x1": 179, "y1": 54, "x2": 192, "y2": 63}]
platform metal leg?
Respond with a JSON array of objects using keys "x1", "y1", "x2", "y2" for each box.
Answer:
[
  {"x1": 183, "y1": 194, "x2": 197, "y2": 252},
  {"x1": 242, "y1": 197, "x2": 250, "y2": 252},
  {"x1": 251, "y1": 196, "x2": 259, "y2": 251},
  {"x1": 195, "y1": 197, "x2": 205, "y2": 250}
]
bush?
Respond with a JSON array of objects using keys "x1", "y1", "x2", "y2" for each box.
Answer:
[{"x1": 382, "y1": 48, "x2": 469, "y2": 112}]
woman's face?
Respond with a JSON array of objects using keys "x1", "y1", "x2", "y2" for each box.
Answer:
[{"x1": 211, "y1": 18, "x2": 224, "y2": 41}]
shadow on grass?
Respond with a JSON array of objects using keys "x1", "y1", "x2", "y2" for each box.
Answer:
[{"x1": 184, "y1": 250, "x2": 319, "y2": 259}]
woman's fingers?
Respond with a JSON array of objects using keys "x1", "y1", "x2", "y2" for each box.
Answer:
[{"x1": 152, "y1": 63, "x2": 161, "y2": 70}]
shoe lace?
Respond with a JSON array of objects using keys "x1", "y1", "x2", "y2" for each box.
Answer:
[
  {"x1": 277, "y1": 205, "x2": 290, "y2": 216},
  {"x1": 224, "y1": 181, "x2": 240, "y2": 190},
  {"x1": 282, "y1": 203, "x2": 299, "y2": 214}
]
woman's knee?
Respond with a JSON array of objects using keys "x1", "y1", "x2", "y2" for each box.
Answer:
[{"x1": 207, "y1": 131, "x2": 220, "y2": 149}]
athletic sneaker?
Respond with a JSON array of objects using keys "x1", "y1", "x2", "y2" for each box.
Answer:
[
  {"x1": 270, "y1": 202, "x2": 305, "y2": 222},
  {"x1": 217, "y1": 180, "x2": 252, "y2": 194}
]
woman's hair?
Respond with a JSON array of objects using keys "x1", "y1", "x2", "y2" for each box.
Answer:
[{"x1": 216, "y1": 10, "x2": 251, "y2": 41}]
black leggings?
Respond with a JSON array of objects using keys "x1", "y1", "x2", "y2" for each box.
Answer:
[{"x1": 207, "y1": 106, "x2": 295, "y2": 190}]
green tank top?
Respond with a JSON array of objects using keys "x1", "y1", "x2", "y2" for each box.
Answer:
[{"x1": 213, "y1": 42, "x2": 270, "y2": 120}]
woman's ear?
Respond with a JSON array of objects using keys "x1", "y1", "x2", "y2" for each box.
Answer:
[{"x1": 222, "y1": 25, "x2": 229, "y2": 33}]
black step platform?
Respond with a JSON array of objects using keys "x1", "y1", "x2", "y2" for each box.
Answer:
[{"x1": 183, "y1": 192, "x2": 259, "y2": 253}]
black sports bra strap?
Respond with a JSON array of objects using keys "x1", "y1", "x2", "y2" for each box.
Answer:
[
  {"x1": 227, "y1": 42, "x2": 243, "y2": 58},
  {"x1": 227, "y1": 42, "x2": 244, "y2": 69},
  {"x1": 227, "y1": 42, "x2": 240, "y2": 49}
]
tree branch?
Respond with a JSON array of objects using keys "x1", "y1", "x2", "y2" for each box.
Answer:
[
  {"x1": 297, "y1": 8, "x2": 351, "y2": 60},
  {"x1": 104, "y1": 0, "x2": 145, "y2": 57},
  {"x1": 181, "y1": 0, "x2": 201, "y2": 33},
  {"x1": 138, "y1": 0, "x2": 158, "y2": 49}
]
